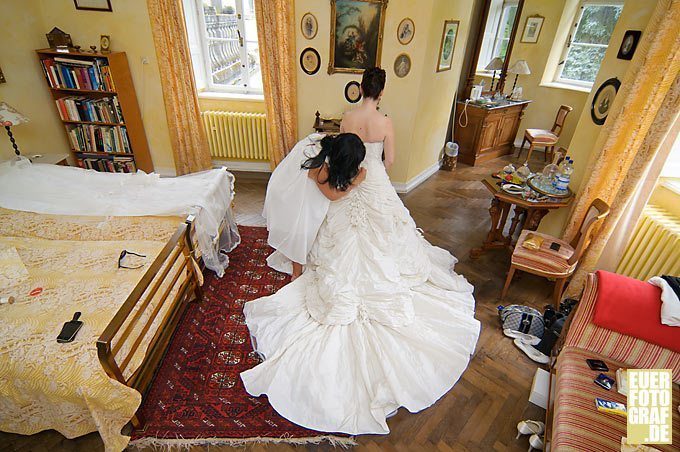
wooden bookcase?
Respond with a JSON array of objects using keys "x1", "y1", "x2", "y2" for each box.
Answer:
[{"x1": 36, "y1": 48, "x2": 153, "y2": 173}]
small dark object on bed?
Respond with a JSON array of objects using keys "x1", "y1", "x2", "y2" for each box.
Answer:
[
  {"x1": 550, "y1": 242, "x2": 561, "y2": 251},
  {"x1": 57, "y1": 312, "x2": 83, "y2": 343},
  {"x1": 586, "y1": 359, "x2": 609, "y2": 372}
]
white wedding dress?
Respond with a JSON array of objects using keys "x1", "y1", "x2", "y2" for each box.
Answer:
[{"x1": 240, "y1": 142, "x2": 481, "y2": 435}]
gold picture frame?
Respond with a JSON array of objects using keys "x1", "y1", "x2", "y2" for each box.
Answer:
[
  {"x1": 328, "y1": 0, "x2": 388, "y2": 75},
  {"x1": 520, "y1": 15, "x2": 544, "y2": 44},
  {"x1": 436, "y1": 20, "x2": 459, "y2": 72}
]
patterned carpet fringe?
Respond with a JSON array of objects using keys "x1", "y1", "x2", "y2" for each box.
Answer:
[{"x1": 129, "y1": 434, "x2": 357, "y2": 449}]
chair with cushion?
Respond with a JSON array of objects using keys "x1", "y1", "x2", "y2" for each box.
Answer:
[
  {"x1": 500, "y1": 198, "x2": 610, "y2": 306},
  {"x1": 517, "y1": 105, "x2": 573, "y2": 162}
]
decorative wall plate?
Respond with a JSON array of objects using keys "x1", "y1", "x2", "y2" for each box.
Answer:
[
  {"x1": 394, "y1": 53, "x2": 411, "y2": 78},
  {"x1": 344, "y1": 81, "x2": 362, "y2": 103},
  {"x1": 591, "y1": 77, "x2": 621, "y2": 125},
  {"x1": 300, "y1": 47, "x2": 321, "y2": 75},
  {"x1": 301, "y1": 12, "x2": 318, "y2": 40},
  {"x1": 397, "y1": 18, "x2": 415, "y2": 45}
]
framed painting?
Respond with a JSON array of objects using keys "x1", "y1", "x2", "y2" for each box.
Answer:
[
  {"x1": 436, "y1": 20, "x2": 459, "y2": 72},
  {"x1": 328, "y1": 0, "x2": 388, "y2": 75},
  {"x1": 520, "y1": 15, "x2": 544, "y2": 43},
  {"x1": 73, "y1": 0, "x2": 112, "y2": 11}
]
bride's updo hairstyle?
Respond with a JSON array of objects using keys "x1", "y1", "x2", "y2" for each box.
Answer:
[
  {"x1": 361, "y1": 67, "x2": 386, "y2": 99},
  {"x1": 302, "y1": 133, "x2": 366, "y2": 192}
]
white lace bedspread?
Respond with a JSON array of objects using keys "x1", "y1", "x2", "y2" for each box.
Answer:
[{"x1": 0, "y1": 210, "x2": 186, "y2": 451}]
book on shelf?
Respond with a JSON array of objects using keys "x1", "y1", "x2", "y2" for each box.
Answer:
[
  {"x1": 78, "y1": 155, "x2": 136, "y2": 173},
  {"x1": 66, "y1": 123, "x2": 131, "y2": 154},
  {"x1": 55, "y1": 96, "x2": 124, "y2": 123},
  {"x1": 40, "y1": 57, "x2": 116, "y2": 91}
]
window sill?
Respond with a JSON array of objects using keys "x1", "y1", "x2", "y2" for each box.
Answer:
[
  {"x1": 539, "y1": 81, "x2": 592, "y2": 94},
  {"x1": 660, "y1": 178, "x2": 680, "y2": 196},
  {"x1": 198, "y1": 91, "x2": 265, "y2": 102}
]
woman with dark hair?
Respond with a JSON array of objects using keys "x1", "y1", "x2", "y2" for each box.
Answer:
[
  {"x1": 263, "y1": 133, "x2": 366, "y2": 280},
  {"x1": 242, "y1": 68, "x2": 480, "y2": 436},
  {"x1": 341, "y1": 67, "x2": 395, "y2": 168}
]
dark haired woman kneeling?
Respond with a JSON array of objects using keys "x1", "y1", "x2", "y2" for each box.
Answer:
[{"x1": 263, "y1": 133, "x2": 366, "y2": 280}]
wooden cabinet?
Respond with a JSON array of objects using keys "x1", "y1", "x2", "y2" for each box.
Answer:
[{"x1": 454, "y1": 100, "x2": 530, "y2": 166}]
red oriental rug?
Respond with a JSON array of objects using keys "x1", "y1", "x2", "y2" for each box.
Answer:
[{"x1": 130, "y1": 226, "x2": 354, "y2": 448}]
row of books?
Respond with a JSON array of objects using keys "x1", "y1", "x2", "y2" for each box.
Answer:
[
  {"x1": 77, "y1": 156, "x2": 137, "y2": 173},
  {"x1": 40, "y1": 57, "x2": 116, "y2": 91},
  {"x1": 55, "y1": 96, "x2": 124, "y2": 124},
  {"x1": 66, "y1": 124, "x2": 131, "y2": 154}
]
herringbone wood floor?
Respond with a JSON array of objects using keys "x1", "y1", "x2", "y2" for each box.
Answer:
[{"x1": 1, "y1": 154, "x2": 555, "y2": 452}]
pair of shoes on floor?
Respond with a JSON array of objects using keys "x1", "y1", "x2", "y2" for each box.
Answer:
[
  {"x1": 503, "y1": 329, "x2": 541, "y2": 345},
  {"x1": 517, "y1": 420, "x2": 545, "y2": 451},
  {"x1": 513, "y1": 337, "x2": 550, "y2": 364}
]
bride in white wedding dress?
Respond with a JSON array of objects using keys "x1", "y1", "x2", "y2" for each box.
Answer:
[{"x1": 240, "y1": 68, "x2": 481, "y2": 435}]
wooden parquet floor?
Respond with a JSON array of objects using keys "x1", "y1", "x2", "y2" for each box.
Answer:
[{"x1": 1, "y1": 154, "x2": 555, "y2": 452}]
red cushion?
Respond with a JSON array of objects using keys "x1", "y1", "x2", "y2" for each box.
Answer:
[{"x1": 592, "y1": 270, "x2": 680, "y2": 353}]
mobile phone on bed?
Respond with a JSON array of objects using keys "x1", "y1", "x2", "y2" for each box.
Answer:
[
  {"x1": 57, "y1": 312, "x2": 83, "y2": 343},
  {"x1": 586, "y1": 359, "x2": 609, "y2": 372},
  {"x1": 550, "y1": 242, "x2": 561, "y2": 252}
]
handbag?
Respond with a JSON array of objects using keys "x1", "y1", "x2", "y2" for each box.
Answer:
[{"x1": 499, "y1": 305, "x2": 545, "y2": 338}]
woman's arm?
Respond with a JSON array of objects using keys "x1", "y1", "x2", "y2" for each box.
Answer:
[
  {"x1": 308, "y1": 165, "x2": 366, "y2": 201},
  {"x1": 383, "y1": 116, "x2": 395, "y2": 169}
]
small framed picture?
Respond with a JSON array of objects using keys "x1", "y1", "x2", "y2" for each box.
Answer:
[
  {"x1": 100, "y1": 35, "x2": 111, "y2": 53},
  {"x1": 74, "y1": 0, "x2": 112, "y2": 11},
  {"x1": 521, "y1": 15, "x2": 544, "y2": 43},
  {"x1": 393, "y1": 53, "x2": 411, "y2": 78},
  {"x1": 344, "y1": 81, "x2": 362, "y2": 103},
  {"x1": 397, "y1": 18, "x2": 415, "y2": 45},
  {"x1": 436, "y1": 20, "x2": 459, "y2": 72},
  {"x1": 300, "y1": 47, "x2": 321, "y2": 75},
  {"x1": 301, "y1": 12, "x2": 318, "y2": 40},
  {"x1": 617, "y1": 30, "x2": 641, "y2": 60}
]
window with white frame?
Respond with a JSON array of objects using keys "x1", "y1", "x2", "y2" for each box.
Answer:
[
  {"x1": 477, "y1": 0, "x2": 518, "y2": 73},
  {"x1": 184, "y1": 0, "x2": 262, "y2": 96},
  {"x1": 554, "y1": 1, "x2": 623, "y2": 87}
]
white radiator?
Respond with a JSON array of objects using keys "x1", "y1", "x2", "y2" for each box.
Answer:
[
  {"x1": 201, "y1": 111, "x2": 269, "y2": 161},
  {"x1": 616, "y1": 204, "x2": 680, "y2": 280}
]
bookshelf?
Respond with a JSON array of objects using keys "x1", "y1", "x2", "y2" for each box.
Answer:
[{"x1": 36, "y1": 48, "x2": 153, "y2": 173}]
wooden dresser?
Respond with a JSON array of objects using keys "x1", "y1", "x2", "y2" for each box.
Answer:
[{"x1": 454, "y1": 100, "x2": 530, "y2": 166}]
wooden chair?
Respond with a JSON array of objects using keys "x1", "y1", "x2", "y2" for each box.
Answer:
[
  {"x1": 517, "y1": 105, "x2": 573, "y2": 162},
  {"x1": 500, "y1": 198, "x2": 610, "y2": 306}
]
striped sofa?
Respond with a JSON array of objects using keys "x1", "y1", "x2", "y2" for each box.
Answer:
[{"x1": 551, "y1": 273, "x2": 680, "y2": 451}]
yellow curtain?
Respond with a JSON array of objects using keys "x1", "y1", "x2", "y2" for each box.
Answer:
[
  {"x1": 563, "y1": 0, "x2": 680, "y2": 296},
  {"x1": 147, "y1": 0, "x2": 212, "y2": 175},
  {"x1": 254, "y1": 0, "x2": 298, "y2": 167}
]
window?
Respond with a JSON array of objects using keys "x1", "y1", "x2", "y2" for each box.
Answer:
[
  {"x1": 185, "y1": 0, "x2": 262, "y2": 96},
  {"x1": 555, "y1": 1, "x2": 622, "y2": 87},
  {"x1": 477, "y1": 0, "x2": 518, "y2": 73}
]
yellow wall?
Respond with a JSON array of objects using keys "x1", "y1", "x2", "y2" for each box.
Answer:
[
  {"x1": 407, "y1": 0, "x2": 475, "y2": 180},
  {"x1": 474, "y1": 0, "x2": 587, "y2": 150},
  {"x1": 293, "y1": 0, "x2": 473, "y2": 184},
  {"x1": 0, "y1": 1, "x2": 68, "y2": 161},
  {"x1": 538, "y1": 0, "x2": 659, "y2": 237},
  {"x1": 0, "y1": 0, "x2": 176, "y2": 174}
]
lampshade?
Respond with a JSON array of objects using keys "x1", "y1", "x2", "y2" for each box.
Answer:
[
  {"x1": 0, "y1": 102, "x2": 30, "y2": 126},
  {"x1": 508, "y1": 60, "x2": 531, "y2": 75},
  {"x1": 485, "y1": 57, "x2": 504, "y2": 71}
]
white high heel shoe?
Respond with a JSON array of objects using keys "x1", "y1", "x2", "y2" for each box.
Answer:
[
  {"x1": 528, "y1": 433, "x2": 544, "y2": 451},
  {"x1": 516, "y1": 420, "x2": 545, "y2": 439}
]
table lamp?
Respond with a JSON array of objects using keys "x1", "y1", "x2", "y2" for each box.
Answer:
[
  {"x1": 484, "y1": 57, "x2": 504, "y2": 92},
  {"x1": 0, "y1": 102, "x2": 30, "y2": 157},
  {"x1": 507, "y1": 60, "x2": 531, "y2": 97}
]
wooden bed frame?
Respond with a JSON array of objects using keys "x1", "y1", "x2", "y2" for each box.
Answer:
[{"x1": 96, "y1": 215, "x2": 203, "y2": 428}]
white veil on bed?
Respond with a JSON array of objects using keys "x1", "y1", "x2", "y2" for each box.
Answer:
[{"x1": 0, "y1": 158, "x2": 240, "y2": 277}]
